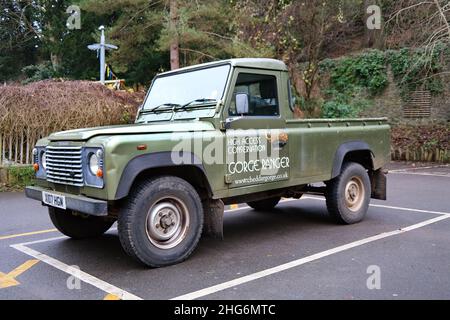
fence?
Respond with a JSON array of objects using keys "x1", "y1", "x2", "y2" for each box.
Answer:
[
  {"x1": 391, "y1": 146, "x2": 449, "y2": 163},
  {"x1": 0, "y1": 132, "x2": 45, "y2": 166}
]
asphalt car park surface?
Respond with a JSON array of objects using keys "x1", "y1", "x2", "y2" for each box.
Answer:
[{"x1": 0, "y1": 163, "x2": 449, "y2": 300}]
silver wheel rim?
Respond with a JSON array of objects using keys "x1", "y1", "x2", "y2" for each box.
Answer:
[
  {"x1": 344, "y1": 176, "x2": 365, "y2": 212},
  {"x1": 145, "y1": 197, "x2": 190, "y2": 250}
]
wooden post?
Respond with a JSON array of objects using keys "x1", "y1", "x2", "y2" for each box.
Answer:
[
  {"x1": 15, "y1": 135, "x2": 18, "y2": 163},
  {"x1": 26, "y1": 131, "x2": 30, "y2": 165},
  {"x1": 20, "y1": 131, "x2": 24, "y2": 164},
  {"x1": 8, "y1": 135, "x2": 12, "y2": 162},
  {"x1": 1, "y1": 134, "x2": 5, "y2": 165},
  {"x1": 0, "y1": 133, "x2": 2, "y2": 165}
]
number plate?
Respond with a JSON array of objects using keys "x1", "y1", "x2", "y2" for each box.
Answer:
[{"x1": 42, "y1": 191, "x2": 66, "y2": 210}]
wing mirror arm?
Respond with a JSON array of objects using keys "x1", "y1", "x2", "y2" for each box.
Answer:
[
  {"x1": 135, "y1": 104, "x2": 144, "y2": 121},
  {"x1": 221, "y1": 94, "x2": 249, "y2": 130}
]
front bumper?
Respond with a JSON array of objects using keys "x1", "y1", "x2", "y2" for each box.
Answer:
[{"x1": 25, "y1": 186, "x2": 108, "y2": 216}]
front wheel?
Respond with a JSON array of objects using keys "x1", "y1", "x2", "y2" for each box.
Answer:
[
  {"x1": 325, "y1": 162, "x2": 371, "y2": 224},
  {"x1": 118, "y1": 176, "x2": 203, "y2": 267},
  {"x1": 48, "y1": 208, "x2": 114, "y2": 239}
]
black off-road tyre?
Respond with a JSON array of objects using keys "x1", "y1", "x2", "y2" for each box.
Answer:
[
  {"x1": 325, "y1": 162, "x2": 371, "y2": 224},
  {"x1": 118, "y1": 176, "x2": 204, "y2": 268},
  {"x1": 48, "y1": 208, "x2": 114, "y2": 239},
  {"x1": 247, "y1": 197, "x2": 281, "y2": 211}
]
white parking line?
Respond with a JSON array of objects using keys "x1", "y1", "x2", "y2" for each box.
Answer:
[
  {"x1": 389, "y1": 165, "x2": 449, "y2": 173},
  {"x1": 10, "y1": 241, "x2": 143, "y2": 300},
  {"x1": 172, "y1": 213, "x2": 450, "y2": 300},
  {"x1": 6, "y1": 208, "x2": 256, "y2": 300},
  {"x1": 390, "y1": 172, "x2": 450, "y2": 178},
  {"x1": 302, "y1": 196, "x2": 450, "y2": 216}
]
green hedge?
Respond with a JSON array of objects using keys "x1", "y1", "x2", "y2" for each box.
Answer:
[{"x1": 0, "y1": 166, "x2": 35, "y2": 191}]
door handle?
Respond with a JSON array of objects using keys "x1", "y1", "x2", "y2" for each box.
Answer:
[{"x1": 222, "y1": 117, "x2": 242, "y2": 130}]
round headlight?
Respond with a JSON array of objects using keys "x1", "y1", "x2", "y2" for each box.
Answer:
[
  {"x1": 89, "y1": 153, "x2": 99, "y2": 175},
  {"x1": 41, "y1": 151, "x2": 47, "y2": 170}
]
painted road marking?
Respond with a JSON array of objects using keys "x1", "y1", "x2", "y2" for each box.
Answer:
[
  {"x1": 10, "y1": 243, "x2": 142, "y2": 300},
  {"x1": 172, "y1": 213, "x2": 450, "y2": 300},
  {"x1": 0, "y1": 259, "x2": 39, "y2": 289},
  {"x1": 390, "y1": 172, "x2": 450, "y2": 178},
  {"x1": 389, "y1": 165, "x2": 449, "y2": 173},
  {"x1": 104, "y1": 293, "x2": 121, "y2": 300},
  {"x1": 302, "y1": 196, "x2": 450, "y2": 216},
  {"x1": 0, "y1": 229, "x2": 58, "y2": 241}
]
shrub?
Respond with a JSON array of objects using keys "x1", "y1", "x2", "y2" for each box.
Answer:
[
  {"x1": 321, "y1": 50, "x2": 389, "y2": 97},
  {"x1": 391, "y1": 124, "x2": 449, "y2": 151},
  {"x1": 7, "y1": 166, "x2": 35, "y2": 189},
  {"x1": 21, "y1": 63, "x2": 55, "y2": 84},
  {"x1": 318, "y1": 47, "x2": 447, "y2": 119},
  {"x1": 386, "y1": 47, "x2": 446, "y2": 98},
  {"x1": 0, "y1": 80, "x2": 144, "y2": 139},
  {"x1": 320, "y1": 87, "x2": 373, "y2": 119}
]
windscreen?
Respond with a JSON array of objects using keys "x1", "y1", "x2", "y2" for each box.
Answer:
[{"x1": 143, "y1": 64, "x2": 231, "y2": 110}]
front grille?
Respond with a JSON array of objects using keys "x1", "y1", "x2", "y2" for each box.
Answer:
[{"x1": 45, "y1": 146, "x2": 84, "y2": 187}]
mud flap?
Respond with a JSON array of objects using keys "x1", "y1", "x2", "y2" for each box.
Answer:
[
  {"x1": 370, "y1": 169, "x2": 387, "y2": 200},
  {"x1": 202, "y1": 199, "x2": 224, "y2": 239}
]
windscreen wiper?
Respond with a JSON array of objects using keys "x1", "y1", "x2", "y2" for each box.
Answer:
[
  {"x1": 175, "y1": 98, "x2": 217, "y2": 112},
  {"x1": 141, "y1": 103, "x2": 182, "y2": 114}
]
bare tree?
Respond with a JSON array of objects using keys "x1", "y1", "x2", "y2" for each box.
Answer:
[
  {"x1": 387, "y1": 0, "x2": 450, "y2": 81},
  {"x1": 387, "y1": 0, "x2": 450, "y2": 49},
  {"x1": 235, "y1": 0, "x2": 365, "y2": 105}
]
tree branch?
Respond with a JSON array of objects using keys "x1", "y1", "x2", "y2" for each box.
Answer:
[
  {"x1": 433, "y1": 0, "x2": 450, "y2": 39},
  {"x1": 179, "y1": 48, "x2": 217, "y2": 60}
]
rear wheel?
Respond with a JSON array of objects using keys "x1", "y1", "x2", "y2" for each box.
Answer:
[
  {"x1": 118, "y1": 176, "x2": 203, "y2": 267},
  {"x1": 325, "y1": 162, "x2": 371, "y2": 224},
  {"x1": 48, "y1": 208, "x2": 114, "y2": 239},
  {"x1": 247, "y1": 197, "x2": 281, "y2": 211}
]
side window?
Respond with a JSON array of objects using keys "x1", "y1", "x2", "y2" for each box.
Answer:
[{"x1": 228, "y1": 73, "x2": 279, "y2": 117}]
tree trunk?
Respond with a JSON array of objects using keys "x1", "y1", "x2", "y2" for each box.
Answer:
[
  {"x1": 169, "y1": 0, "x2": 180, "y2": 70},
  {"x1": 48, "y1": 32, "x2": 61, "y2": 72},
  {"x1": 50, "y1": 52, "x2": 61, "y2": 72},
  {"x1": 364, "y1": 0, "x2": 376, "y2": 48}
]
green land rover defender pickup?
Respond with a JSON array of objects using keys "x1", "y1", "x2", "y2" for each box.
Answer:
[{"x1": 25, "y1": 58, "x2": 390, "y2": 267}]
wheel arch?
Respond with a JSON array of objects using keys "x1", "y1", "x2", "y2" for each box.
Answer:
[
  {"x1": 115, "y1": 152, "x2": 213, "y2": 200},
  {"x1": 331, "y1": 141, "x2": 374, "y2": 178}
]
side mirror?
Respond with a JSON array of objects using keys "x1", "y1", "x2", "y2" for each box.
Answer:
[{"x1": 235, "y1": 93, "x2": 249, "y2": 115}]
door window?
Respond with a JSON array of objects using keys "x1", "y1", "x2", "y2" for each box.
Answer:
[{"x1": 229, "y1": 73, "x2": 279, "y2": 117}]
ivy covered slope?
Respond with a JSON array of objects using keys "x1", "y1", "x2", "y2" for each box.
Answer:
[{"x1": 317, "y1": 46, "x2": 449, "y2": 119}]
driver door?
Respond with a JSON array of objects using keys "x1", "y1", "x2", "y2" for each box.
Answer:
[{"x1": 223, "y1": 68, "x2": 290, "y2": 189}]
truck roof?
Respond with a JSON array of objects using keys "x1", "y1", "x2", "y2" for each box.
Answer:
[{"x1": 158, "y1": 58, "x2": 288, "y2": 77}]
